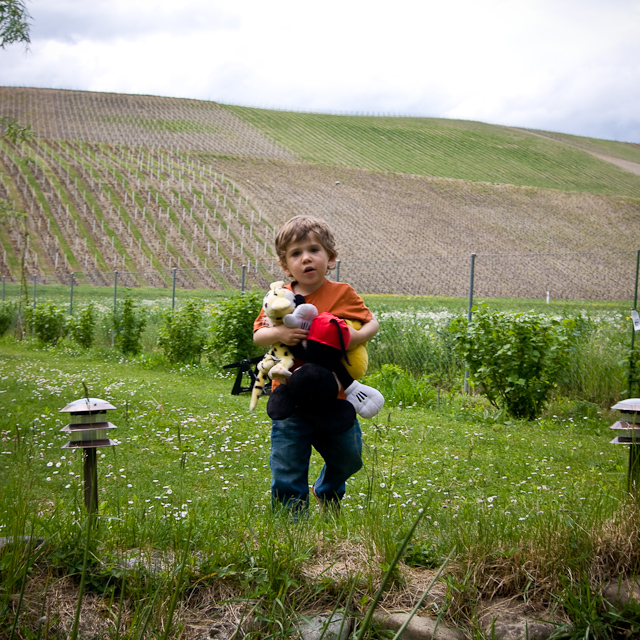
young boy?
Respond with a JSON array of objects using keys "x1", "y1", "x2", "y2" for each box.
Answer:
[{"x1": 253, "y1": 215, "x2": 379, "y2": 513}]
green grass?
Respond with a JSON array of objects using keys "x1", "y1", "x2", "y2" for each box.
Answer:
[
  {"x1": 1, "y1": 338, "x2": 639, "y2": 637},
  {"x1": 524, "y1": 129, "x2": 640, "y2": 164},
  {"x1": 228, "y1": 107, "x2": 640, "y2": 197},
  {"x1": 103, "y1": 116, "x2": 223, "y2": 135}
]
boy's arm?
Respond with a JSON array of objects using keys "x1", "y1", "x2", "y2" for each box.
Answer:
[
  {"x1": 254, "y1": 324, "x2": 308, "y2": 347},
  {"x1": 348, "y1": 315, "x2": 379, "y2": 346}
]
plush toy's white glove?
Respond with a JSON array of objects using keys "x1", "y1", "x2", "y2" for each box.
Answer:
[
  {"x1": 283, "y1": 303, "x2": 318, "y2": 331},
  {"x1": 344, "y1": 381, "x2": 385, "y2": 419}
]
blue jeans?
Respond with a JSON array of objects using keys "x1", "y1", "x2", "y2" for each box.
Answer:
[{"x1": 270, "y1": 413, "x2": 363, "y2": 511}]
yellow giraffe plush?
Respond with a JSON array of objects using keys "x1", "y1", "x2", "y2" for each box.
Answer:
[{"x1": 249, "y1": 281, "x2": 318, "y2": 411}]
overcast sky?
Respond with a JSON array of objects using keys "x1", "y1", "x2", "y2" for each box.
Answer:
[{"x1": 2, "y1": 0, "x2": 640, "y2": 143}]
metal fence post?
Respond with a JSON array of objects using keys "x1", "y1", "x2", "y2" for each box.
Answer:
[
  {"x1": 241, "y1": 264, "x2": 246, "y2": 294},
  {"x1": 336, "y1": 259, "x2": 341, "y2": 282},
  {"x1": 33, "y1": 275, "x2": 37, "y2": 311},
  {"x1": 464, "y1": 253, "x2": 476, "y2": 394},
  {"x1": 69, "y1": 272, "x2": 74, "y2": 315},
  {"x1": 630, "y1": 249, "x2": 640, "y2": 397},
  {"x1": 112, "y1": 271, "x2": 118, "y2": 347},
  {"x1": 172, "y1": 268, "x2": 177, "y2": 309}
]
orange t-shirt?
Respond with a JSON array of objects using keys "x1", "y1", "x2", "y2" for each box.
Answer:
[
  {"x1": 253, "y1": 278, "x2": 372, "y2": 332},
  {"x1": 253, "y1": 278, "x2": 372, "y2": 397}
]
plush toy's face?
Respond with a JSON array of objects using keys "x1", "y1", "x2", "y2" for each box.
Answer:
[{"x1": 263, "y1": 281, "x2": 296, "y2": 324}]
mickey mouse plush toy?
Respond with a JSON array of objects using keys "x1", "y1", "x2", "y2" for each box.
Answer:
[{"x1": 266, "y1": 312, "x2": 385, "y2": 433}]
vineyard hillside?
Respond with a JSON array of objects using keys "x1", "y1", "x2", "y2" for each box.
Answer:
[{"x1": 1, "y1": 87, "x2": 639, "y2": 298}]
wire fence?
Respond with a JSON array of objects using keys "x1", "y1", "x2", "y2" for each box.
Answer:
[
  {"x1": 2, "y1": 250, "x2": 639, "y2": 304},
  {"x1": 2, "y1": 250, "x2": 639, "y2": 403}
]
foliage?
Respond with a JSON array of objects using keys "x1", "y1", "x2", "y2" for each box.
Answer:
[
  {"x1": 364, "y1": 364, "x2": 438, "y2": 407},
  {"x1": 449, "y1": 305, "x2": 577, "y2": 420},
  {"x1": 0, "y1": 116, "x2": 32, "y2": 142},
  {"x1": 0, "y1": 300, "x2": 15, "y2": 336},
  {"x1": 550, "y1": 580, "x2": 640, "y2": 639},
  {"x1": 0, "y1": 0, "x2": 30, "y2": 49},
  {"x1": 113, "y1": 297, "x2": 147, "y2": 355},
  {"x1": 207, "y1": 290, "x2": 263, "y2": 364},
  {"x1": 368, "y1": 310, "x2": 460, "y2": 387},
  {"x1": 157, "y1": 298, "x2": 208, "y2": 364},
  {"x1": 30, "y1": 301, "x2": 68, "y2": 345},
  {"x1": 68, "y1": 303, "x2": 96, "y2": 349}
]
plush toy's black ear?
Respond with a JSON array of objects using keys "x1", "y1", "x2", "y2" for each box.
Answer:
[
  {"x1": 293, "y1": 294, "x2": 306, "y2": 307},
  {"x1": 267, "y1": 385, "x2": 295, "y2": 421}
]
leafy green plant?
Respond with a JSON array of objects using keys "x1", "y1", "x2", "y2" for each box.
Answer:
[
  {"x1": 113, "y1": 297, "x2": 147, "y2": 355},
  {"x1": 364, "y1": 364, "x2": 438, "y2": 407},
  {"x1": 207, "y1": 290, "x2": 263, "y2": 364},
  {"x1": 157, "y1": 298, "x2": 208, "y2": 364},
  {"x1": 369, "y1": 312, "x2": 460, "y2": 386},
  {"x1": 450, "y1": 305, "x2": 577, "y2": 420},
  {"x1": 31, "y1": 301, "x2": 68, "y2": 346},
  {"x1": 0, "y1": 300, "x2": 15, "y2": 336},
  {"x1": 68, "y1": 303, "x2": 96, "y2": 349},
  {"x1": 550, "y1": 580, "x2": 640, "y2": 639}
]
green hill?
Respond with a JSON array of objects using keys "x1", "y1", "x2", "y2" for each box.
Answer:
[
  {"x1": 0, "y1": 87, "x2": 639, "y2": 298},
  {"x1": 227, "y1": 107, "x2": 640, "y2": 197}
]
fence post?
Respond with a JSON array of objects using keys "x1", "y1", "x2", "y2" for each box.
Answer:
[
  {"x1": 241, "y1": 264, "x2": 246, "y2": 294},
  {"x1": 630, "y1": 249, "x2": 640, "y2": 397},
  {"x1": 69, "y1": 272, "x2": 74, "y2": 315},
  {"x1": 336, "y1": 259, "x2": 341, "y2": 283},
  {"x1": 113, "y1": 271, "x2": 118, "y2": 347},
  {"x1": 172, "y1": 268, "x2": 177, "y2": 309},
  {"x1": 2, "y1": 276, "x2": 4, "y2": 301},
  {"x1": 464, "y1": 253, "x2": 476, "y2": 394},
  {"x1": 33, "y1": 275, "x2": 37, "y2": 311}
]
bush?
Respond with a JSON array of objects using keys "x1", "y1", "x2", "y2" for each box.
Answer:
[
  {"x1": 113, "y1": 298, "x2": 147, "y2": 356},
  {"x1": 368, "y1": 311, "x2": 461, "y2": 388},
  {"x1": 157, "y1": 298, "x2": 207, "y2": 364},
  {"x1": 364, "y1": 364, "x2": 438, "y2": 407},
  {"x1": 449, "y1": 305, "x2": 576, "y2": 420},
  {"x1": 0, "y1": 301, "x2": 15, "y2": 336},
  {"x1": 207, "y1": 291, "x2": 263, "y2": 364},
  {"x1": 69, "y1": 303, "x2": 96, "y2": 349},
  {"x1": 31, "y1": 301, "x2": 68, "y2": 346}
]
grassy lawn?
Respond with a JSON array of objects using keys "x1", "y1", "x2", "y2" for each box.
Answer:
[{"x1": 1, "y1": 339, "x2": 638, "y2": 637}]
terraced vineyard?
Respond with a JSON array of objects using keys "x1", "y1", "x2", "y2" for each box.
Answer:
[{"x1": 1, "y1": 87, "x2": 639, "y2": 297}]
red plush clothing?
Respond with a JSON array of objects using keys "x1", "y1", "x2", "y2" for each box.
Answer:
[
  {"x1": 253, "y1": 278, "x2": 372, "y2": 397},
  {"x1": 308, "y1": 312, "x2": 351, "y2": 351}
]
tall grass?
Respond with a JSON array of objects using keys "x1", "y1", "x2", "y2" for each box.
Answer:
[{"x1": 0, "y1": 334, "x2": 637, "y2": 636}]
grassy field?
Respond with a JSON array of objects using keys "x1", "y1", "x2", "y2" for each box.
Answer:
[
  {"x1": 227, "y1": 107, "x2": 640, "y2": 197},
  {"x1": 1, "y1": 336, "x2": 639, "y2": 638}
]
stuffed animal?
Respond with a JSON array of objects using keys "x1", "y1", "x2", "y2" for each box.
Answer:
[
  {"x1": 267, "y1": 312, "x2": 385, "y2": 426},
  {"x1": 344, "y1": 319, "x2": 368, "y2": 380},
  {"x1": 249, "y1": 281, "x2": 318, "y2": 411}
]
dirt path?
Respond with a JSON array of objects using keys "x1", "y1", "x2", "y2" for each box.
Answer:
[
  {"x1": 591, "y1": 153, "x2": 640, "y2": 177},
  {"x1": 511, "y1": 126, "x2": 640, "y2": 177}
]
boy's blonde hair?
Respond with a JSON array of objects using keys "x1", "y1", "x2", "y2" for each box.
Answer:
[{"x1": 275, "y1": 216, "x2": 338, "y2": 270}]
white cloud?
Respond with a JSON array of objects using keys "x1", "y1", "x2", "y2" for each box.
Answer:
[{"x1": 1, "y1": 0, "x2": 639, "y2": 142}]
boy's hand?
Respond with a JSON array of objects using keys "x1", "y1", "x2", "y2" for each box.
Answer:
[{"x1": 277, "y1": 324, "x2": 308, "y2": 346}]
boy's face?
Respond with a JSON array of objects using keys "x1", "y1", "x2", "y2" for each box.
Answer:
[{"x1": 282, "y1": 232, "x2": 335, "y2": 294}]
